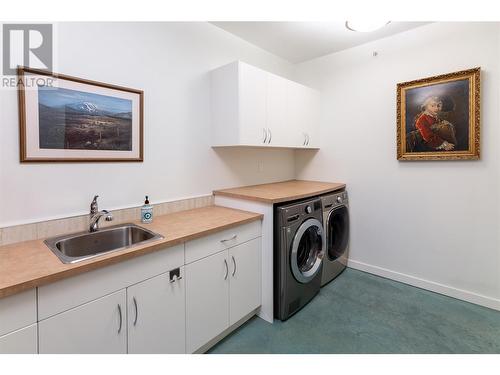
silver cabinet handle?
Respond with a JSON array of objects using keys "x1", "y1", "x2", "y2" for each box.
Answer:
[
  {"x1": 169, "y1": 267, "x2": 182, "y2": 283},
  {"x1": 117, "y1": 304, "x2": 123, "y2": 334},
  {"x1": 169, "y1": 275, "x2": 183, "y2": 283},
  {"x1": 303, "y1": 133, "x2": 307, "y2": 146},
  {"x1": 231, "y1": 255, "x2": 236, "y2": 276},
  {"x1": 133, "y1": 297, "x2": 138, "y2": 326},
  {"x1": 306, "y1": 134, "x2": 310, "y2": 145},
  {"x1": 220, "y1": 234, "x2": 237, "y2": 243},
  {"x1": 263, "y1": 128, "x2": 268, "y2": 144},
  {"x1": 224, "y1": 259, "x2": 229, "y2": 280},
  {"x1": 267, "y1": 128, "x2": 272, "y2": 144}
]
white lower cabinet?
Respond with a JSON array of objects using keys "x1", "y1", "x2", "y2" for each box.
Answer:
[
  {"x1": 39, "y1": 290, "x2": 127, "y2": 354},
  {"x1": 0, "y1": 288, "x2": 38, "y2": 354},
  {"x1": 0, "y1": 324, "x2": 38, "y2": 354},
  {"x1": 0, "y1": 289, "x2": 37, "y2": 338},
  {"x1": 127, "y1": 269, "x2": 186, "y2": 354},
  {"x1": 185, "y1": 238, "x2": 262, "y2": 353},
  {"x1": 185, "y1": 250, "x2": 229, "y2": 353},
  {"x1": 3, "y1": 221, "x2": 262, "y2": 354},
  {"x1": 38, "y1": 271, "x2": 187, "y2": 354},
  {"x1": 229, "y1": 238, "x2": 262, "y2": 325}
]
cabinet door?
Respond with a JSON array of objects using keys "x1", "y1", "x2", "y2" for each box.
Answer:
[
  {"x1": 0, "y1": 324, "x2": 37, "y2": 354},
  {"x1": 0, "y1": 289, "x2": 37, "y2": 337},
  {"x1": 185, "y1": 250, "x2": 229, "y2": 353},
  {"x1": 39, "y1": 290, "x2": 127, "y2": 354},
  {"x1": 229, "y1": 238, "x2": 262, "y2": 325},
  {"x1": 127, "y1": 269, "x2": 185, "y2": 354},
  {"x1": 266, "y1": 73, "x2": 288, "y2": 146},
  {"x1": 286, "y1": 81, "x2": 309, "y2": 147},
  {"x1": 239, "y1": 62, "x2": 268, "y2": 146},
  {"x1": 303, "y1": 87, "x2": 321, "y2": 148}
]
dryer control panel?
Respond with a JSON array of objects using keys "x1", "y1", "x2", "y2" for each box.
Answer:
[{"x1": 322, "y1": 190, "x2": 348, "y2": 210}]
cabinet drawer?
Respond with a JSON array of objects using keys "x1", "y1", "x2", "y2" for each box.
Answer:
[
  {"x1": 38, "y1": 244, "x2": 184, "y2": 320},
  {"x1": 0, "y1": 289, "x2": 37, "y2": 337},
  {"x1": 0, "y1": 324, "x2": 38, "y2": 354},
  {"x1": 185, "y1": 220, "x2": 261, "y2": 264}
]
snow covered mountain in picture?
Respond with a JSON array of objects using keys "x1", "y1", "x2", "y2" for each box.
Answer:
[
  {"x1": 64, "y1": 101, "x2": 132, "y2": 119},
  {"x1": 38, "y1": 86, "x2": 134, "y2": 151},
  {"x1": 66, "y1": 101, "x2": 99, "y2": 114}
]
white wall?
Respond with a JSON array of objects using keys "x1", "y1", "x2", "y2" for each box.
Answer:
[
  {"x1": 294, "y1": 22, "x2": 500, "y2": 308},
  {"x1": 0, "y1": 22, "x2": 296, "y2": 226},
  {"x1": 2, "y1": 21, "x2": 498, "y2": 309}
]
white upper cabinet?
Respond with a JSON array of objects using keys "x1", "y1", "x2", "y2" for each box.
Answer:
[
  {"x1": 266, "y1": 73, "x2": 290, "y2": 147},
  {"x1": 303, "y1": 85, "x2": 321, "y2": 148},
  {"x1": 239, "y1": 62, "x2": 268, "y2": 145},
  {"x1": 288, "y1": 81, "x2": 321, "y2": 148},
  {"x1": 211, "y1": 61, "x2": 320, "y2": 149}
]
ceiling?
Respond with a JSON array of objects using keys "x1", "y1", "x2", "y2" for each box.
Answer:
[{"x1": 212, "y1": 22, "x2": 429, "y2": 63}]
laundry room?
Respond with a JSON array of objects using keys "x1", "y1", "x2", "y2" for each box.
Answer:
[{"x1": 0, "y1": 1, "x2": 499, "y2": 374}]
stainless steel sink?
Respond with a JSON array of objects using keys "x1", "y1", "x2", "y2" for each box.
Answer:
[{"x1": 44, "y1": 224, "x2": 164, "y2": 264}]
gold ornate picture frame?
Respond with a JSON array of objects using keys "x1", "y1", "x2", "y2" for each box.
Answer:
[{"x1": 397, "y1": 68, "x2": 480, "y2": 161}]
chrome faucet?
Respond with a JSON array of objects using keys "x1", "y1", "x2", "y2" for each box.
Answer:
[{"x1": 89, "y1": 195, "x2": 113, "y2": 232}]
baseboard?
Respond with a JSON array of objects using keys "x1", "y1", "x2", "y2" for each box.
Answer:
[{"x1": 347, "y1": 259, "x2": 500, "y2": 312}]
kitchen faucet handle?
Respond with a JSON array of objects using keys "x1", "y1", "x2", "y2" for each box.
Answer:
[{"x1": 90, "y1": 195, "x2": 99, "y2": 214}]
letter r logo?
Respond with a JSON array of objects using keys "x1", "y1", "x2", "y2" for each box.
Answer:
[{"x1": 2, "y1": 24, "x2": 53, "y2": 75}]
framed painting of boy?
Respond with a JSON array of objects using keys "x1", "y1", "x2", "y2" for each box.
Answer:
[{"x1": 397, "y1": 67, "x2": 480, "y2": 160}]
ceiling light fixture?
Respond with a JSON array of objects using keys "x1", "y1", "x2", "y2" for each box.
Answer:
[{"x1": 345, "y1": 21, "x2": 391, "y2": 32}]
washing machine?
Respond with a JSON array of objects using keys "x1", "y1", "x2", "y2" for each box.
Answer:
[
  {"x1": 321, "y1": 190, "x2": 350, "y2": 286},
  {"x1": 274, "y1": 197, "x2": 325, "y2": 320}
]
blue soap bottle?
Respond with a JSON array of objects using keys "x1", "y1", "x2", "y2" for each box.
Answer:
[{"x1": 141, "y1": 196, "x2": 153, "y2": 224}]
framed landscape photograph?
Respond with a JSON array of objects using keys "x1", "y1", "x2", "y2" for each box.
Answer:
[
  {"x1": 397, "y1": 67, "x2": 480, "y2": 161},
  {"x1": 18, "y1": 67, "x2": 143, "y2": 162}
]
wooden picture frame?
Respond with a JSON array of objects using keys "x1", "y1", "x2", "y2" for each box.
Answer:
[
  {"x1": 397, "y1": 67, "x2": 480, "y2": 161},
  {"x1": 18, "y1": 67, "x2": 144, "y2": 162}
]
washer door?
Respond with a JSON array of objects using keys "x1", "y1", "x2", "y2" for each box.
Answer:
[
  {"x1": 290, "y1": 218, "x2": 325, "y2": 284},
  {"x1": 326, "y1": 205, "x2": 350, "y2": 261}
]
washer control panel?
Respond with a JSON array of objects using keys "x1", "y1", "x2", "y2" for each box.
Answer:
[{"x1": 279, "y1": 198, "x2": 323, "y2": 226}]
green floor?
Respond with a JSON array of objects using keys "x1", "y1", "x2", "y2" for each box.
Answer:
[{"x1": 209, "y1": 268, "x2": 500, "y2": 354}]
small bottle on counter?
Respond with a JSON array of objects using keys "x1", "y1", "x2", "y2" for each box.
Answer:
[{"x1": 141, "y1": 196, "x2": 153, "y2": 224}]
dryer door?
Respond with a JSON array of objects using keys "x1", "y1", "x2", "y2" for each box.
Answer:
[
  {"x1": 290, "y1": 218, "x2": 325, "y2": 284},
  {"x1": 326, "y1": 205, "x2": 350, "y2": 261}
]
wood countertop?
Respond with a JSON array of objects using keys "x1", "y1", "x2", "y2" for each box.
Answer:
[
  {"x1": 0, "y1": 205, "x2": 262, "y2": 299},
  {"x1": 213, "y1": 180, "x2": 346, "y2": 204}
]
